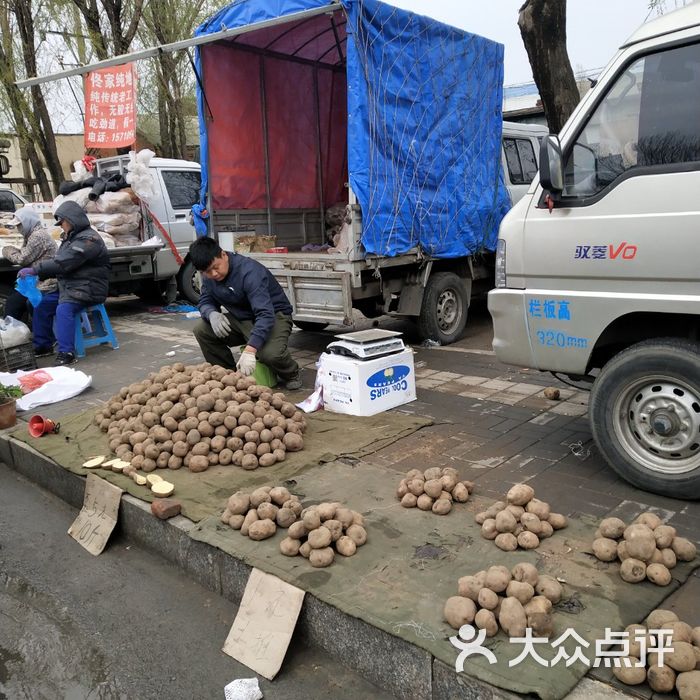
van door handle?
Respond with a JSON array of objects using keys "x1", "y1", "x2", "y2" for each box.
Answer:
[{"x1": 174, "y1": 214, "x2": 186, "y2": 220}]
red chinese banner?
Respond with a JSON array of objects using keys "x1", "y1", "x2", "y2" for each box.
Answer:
[{"x1": 84, "y1": 64, "x2": 137, "y2": 148}]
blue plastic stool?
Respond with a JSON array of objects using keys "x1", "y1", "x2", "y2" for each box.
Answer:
[{"x1": 74, "y1": 304, "x2": 119, "y2": 358}]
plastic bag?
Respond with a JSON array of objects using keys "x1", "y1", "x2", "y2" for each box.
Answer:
[
  {"x1": 16, "y1": 274, "x2": 43, "y2": 306},
  {"x1": 126, "y1": 149, "x2": 157, "y2": 201},
  {"x1": 0, "y1": 315, "x2": 31, "y2": 348},
  {"x1": 18, "y1": 369, "x2": 52, "y2": 393}
]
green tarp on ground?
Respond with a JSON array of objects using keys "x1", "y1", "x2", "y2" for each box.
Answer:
[
  {"x1": 190, "y1": 460, "x2": 698, "y2": 700},
  {"x1": 10, "y1": 409, "x2": 431, "y2": 522}
]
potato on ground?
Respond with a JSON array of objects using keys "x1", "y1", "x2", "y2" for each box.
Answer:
[{"x1": 443, "y1": 596, "x2": 476, "y2": 630}]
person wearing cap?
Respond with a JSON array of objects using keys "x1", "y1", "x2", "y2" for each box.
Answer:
[
  {"x1": 18, "y1": 200, "x2": 110, "y2": 365},
  {"x1": 189, "y1": 237, "x2": 302, "y2": 390},
  {"x1": 2, "y1": 206, "x2": 59, "y2": 357}
]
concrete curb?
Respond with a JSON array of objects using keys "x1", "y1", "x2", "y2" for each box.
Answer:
[{"x1": 3, "y1": 433, "x2": 518, "y2": 700}]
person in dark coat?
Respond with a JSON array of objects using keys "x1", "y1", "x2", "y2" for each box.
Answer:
[
  {"x1": 190, "y1": 237, "x2": 301, "y2": 390},
  {"x1": 18, "y1": 200, "x2": 111, "y2": 365}
]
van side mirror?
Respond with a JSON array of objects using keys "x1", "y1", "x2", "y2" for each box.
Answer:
[{"x1": 539, "y1": 135, "x2": 564, "y2": 193}]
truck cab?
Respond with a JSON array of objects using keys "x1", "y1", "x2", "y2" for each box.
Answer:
[
  {"x1": 0, "y1": 186, "x2": 29, "y2": 212},
  {"x1": 489, "y1": 4, "x2": 700, "y2": 498}
]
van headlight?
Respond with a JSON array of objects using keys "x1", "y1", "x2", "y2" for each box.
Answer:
[{"x1": 495, "y1": 239, "x2": 506, "y2": 288}]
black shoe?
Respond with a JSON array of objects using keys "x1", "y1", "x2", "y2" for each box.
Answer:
[
  {"x1": 284, "y1": 372, "x2": 302, "y2": 391},
  {"x1": 34, "y1": 346, "x2": 54, "y2": 358},
  {"x1": 55, "y1": 352, "x2": 77, "y2": 366}
]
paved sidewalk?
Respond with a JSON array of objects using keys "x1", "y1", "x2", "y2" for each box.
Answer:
[{"x1": 12, "y1": 296, "x2": 699, "y2": 700}]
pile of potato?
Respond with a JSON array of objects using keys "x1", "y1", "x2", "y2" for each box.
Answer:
[
  {"x1": 93, "y1": 362, "x2": 306, "y2": 473},
  {"x1": 476, "y1": 484, "x2": 568, "y2": 551},
  {"x1": 220, "y1": 486, "x2": 301, "y2": 540},
  {"x1": 612, "y1": 608, "x2": 700, "y2": 698},
  {"x1": 279, "y1": 502, "x2": 367, "y2": 568},
  {"x1": 591, "y1": 512, "x2": 697, "y2": 586},
  {"x1": 444, "y1": 563, "x2": 563, "y2": 638},
  {"x1": 396, "y1": 467, "x2": 474, "y2": 515}
]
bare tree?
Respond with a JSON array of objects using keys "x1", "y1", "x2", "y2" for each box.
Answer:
[
  {"x1": 70, "y1": 0, "x2": 143, "y2": 59},
  {"x1": 518, "y1": 0, "x2": 580, "y2": 133}
]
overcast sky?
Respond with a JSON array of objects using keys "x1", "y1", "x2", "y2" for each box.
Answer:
[{"x1": 390, "y1": 0, "x2": 666, "y2": 85}]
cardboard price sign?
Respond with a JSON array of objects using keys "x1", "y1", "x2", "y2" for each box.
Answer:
[
  {"x1": 68, "y1": 473, "x2": 122, "y2": 555},
  {"x1": 222, "y1": 568, "x2": 305, "y2": 679},
  {"x1": 84, "y1": 63, "x2": 137, "y2": 148}
]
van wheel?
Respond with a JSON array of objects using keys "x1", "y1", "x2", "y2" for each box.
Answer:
[
  {"x1": 417, "y1": 272, "x2": 469, "y2": 345},
  {"x1": 294, "y1": 321, "x2": 328, "y2": 332},
  {"x1": 177, "y1": 259, "x2": 201, "y2": 304},
  {"x1": 590, "y1": 338, "x2": 700, "y2": 499},
  {"x1": 136, "y1": 277, "x2": 177, "y2": 305}
]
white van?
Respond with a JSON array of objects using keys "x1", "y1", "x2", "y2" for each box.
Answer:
[
  {"x1": 0, "y1": 186, "x2": 29, "y2": 212},
  {"x1": 489, "y1": 5, "x2": 700, "y2": 498}
]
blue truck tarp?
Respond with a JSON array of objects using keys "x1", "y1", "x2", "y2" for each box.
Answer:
[{"x1": 194, "y1": 0, "x2": 509, "y2": 258}]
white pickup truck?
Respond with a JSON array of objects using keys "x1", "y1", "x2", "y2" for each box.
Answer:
[{"x1": 489, "y1": 5, "x2": 700, "y2": 499}]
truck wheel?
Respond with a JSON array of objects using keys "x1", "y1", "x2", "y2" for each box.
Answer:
[
  {"x1": 136, "y1": 277, "x2": 177, "y2": 305},
  {"x1": 177, "y1": 259, "x2": 201, "y2": 305},
  {"x1": 293, "y1": 321, "x2": 328, "y2": 332},
  {"x1": 417, "y1": 272, "x2": 469, "y2": 345},
  {"x1": 590, "y1": 338, "x2": 700, "y2": 499}
]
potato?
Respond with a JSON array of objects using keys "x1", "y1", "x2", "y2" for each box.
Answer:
[
  {"x1": 257, "y1": 453, "x2": 275, "y2": 467},
  {"x1": 506, "y1": 484, "x2": 534, "y2": 506},
  {"x1": 308, "y1": 526, "x2": 332, "y2": 549},
  {"x1": 191, "y1": 442, "x2": 210, "y2": 457},
  {"x1": 274, "y1": 507, "x2": 296, "y2": 529},
  {"x1": 189, "y1": 455, "x2": 209, "y2": 473},
  {"x1": 477, "y1": 588, "x2": 499, "y2": 610},
  {"x1": 524, "y1": 595, "x2": 553, "y2": 616},
  {"x1": 535, "y1": 575, "x2": 562, "y2": 603},
  {"x1": 498, "y1": 597, "x2": 527, "y2": 637},
  {"x1": 346, "y1": 524, "x2": 367, "y2": 546},
  {"x1": 624, "y1": 524, "x2": 656, "y2": 562},
  {"x1": 440, "y1": 473, "x2": 458, "y2": 492},
  {"x1": 520, "y1": 512, "x2": 542, "y2": 535},
  {"x1": 527, "y1": 609, "x2": 553, "y2": 637},
  {"x1": 667, "y1": 643, "x2": 697, "y2": 673},
  {"x1": 612, "y1": 658, "x2": 646, "y2": 685},
  {"x1": 336, "y1": 536, "x2": 357, "y2": 557},
  {"x1": 474, "y1": 511, "x2": 489, "y2": 525},
  {"x1": 547, "y1": 513, "x2": 568, "y2": 530},
  {"x1": 634, "y1": 511, "x2": 663, "y2": 530},
  {"x1": 248, "y1": 518, "x2": 276, "y2": 541},
  {"x1": 593, "y1": 537, "x2": 620, "y2": 562},
  {"x1": 654, "y1": 524, "x2": 677, "y2": 549},
  {"x1": 406, "y1": 479, "x2": 424, "y2": 497},
  {"x1": 691, "y1": 626, "x2": 700, "y2": 647},
  {"x1": 396, "y1": 479, "x2": 409, "y2": 499},
  {"x1": 485, "y1": 565, "x2": 511, "y2": 593},
  {"x1": 416, "y1": 494, "x2": 433, "y2": 511},
  {"x1": 405, "y1": 468, "x2": 423, "y2": 481},
  {"x1": 302, "y1": 509, "x2": 321, "y2": 531},
  {"x1": 401, "y1": 493, "x2": 418, "y2": 508},
  {"x1": 418, "y1": 477, "x2": 441, "y2": 499},
  {"x1": 280, "y1": 537, "x2": 301, "y2": 556},
  {"x1": 451, "y1": 483, "x2": 469, "y2": 503},
  {"x1": 495, "y1": 509, "x2": 518, "y2": 533},
  {"x1": 526, "y1": 498, "x2": 550, "y2": 520},
  {"x1": 474, "y1": 608, "x2": 498, "y2": 638},
  {"x1": 481, "y1": 519, "x2": 498, "y2": 540},
  {"x1": 432, "y1": 498, "x2": 452, "y2": 515},
  {"x1": 617, "y1": 541, "x2": 630, "y2": 561},
  {"x1": 283, "y1": 433, "x2": 304, "y2": 452},
  {"x1": 422, "y1": 466, "x2": 441, "y2": 481},
  {"x1": 539, "y1": 521, "x2": 554, "y2": 539},
  {"x1": 665, "y1": 621, "x2": 693, "y2": 644},
  {"x1": 443, "y1": 596, "x2": 476, "y2": 629},
  {"x1": 241, "y1": 454, "x2": 259, "y2": 470},
  {"x1": 455, "y1": 576, "x2": 481, "y2": 603},
  {"x1": 309, "y1": 547, "x2": 334, "y2": 568},
  {"x1": 484, "y1": 501, "x2": 507, "y2": 518},
  {"x1": 257, "y1": 502, "x2": 278, "y2": 521},
  {"x1": 620, "y1": 558, "x2": 647, "y2": 583},
  {"x1": 676, "y1": 670, "x2": 700, "y2": 700},
  {"x1": 646, "y1": 608, "x2": 678, "y2": 628},
  {"x1": 506, "y1": 581, "x2": 535, "y2": 605},
  {"x1": 672, "y1": 537, "x2": 697, "y2": 562},
  {"x1": 241, "y1": 509, "x2": 259, "y2": 537},
  {"x1": 647, "y1": 563, "x2": 672, "y2": 586},
  {"x1": 517, "y1": 531, "x2": 540, "y2": 550},
  {"x1": 227, "y1": 492, "x2": 251, "y2": 515},
  {"x1": 287, "y1": 521, "x2": 307, "y2": 540},
  {"x1": 495, "y1": 533, "x2": 518, "y2": 551},
  {"x1": 228, "y1": 514, "x2": 245, "y2": 530}
]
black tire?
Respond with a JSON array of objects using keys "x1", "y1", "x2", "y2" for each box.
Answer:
[
  {"x1": 417, "y1": 272, "x2": 469, "y2": 345},
  {"x1": 590, "y1": 338, "x2": 700, "y2": 499},
  {"x1": 177, "y1": 259, "x2": 201, "y2": 305},
  {"x1": 293, "y1": 321, "x2": 329, "y2": 332}
]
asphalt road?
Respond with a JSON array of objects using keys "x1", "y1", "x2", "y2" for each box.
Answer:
[{"x1": 0, "y1": 462, "x2": 394, "y2": 700}]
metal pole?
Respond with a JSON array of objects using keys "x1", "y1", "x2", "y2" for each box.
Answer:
[
  {"x1": 313, "y1": 65, "x2": 325, "y2": 244},
  {"x1": 259, "y1": 56, "x2": 273, "y2": 235}
]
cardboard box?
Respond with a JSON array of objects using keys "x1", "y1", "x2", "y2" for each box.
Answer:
[
  {"x1": 318, "y1": 348, "x2": 416, "y2": 416},
  {"x1": 234, "y1": 233, "x2": 276, "y2": 253}
]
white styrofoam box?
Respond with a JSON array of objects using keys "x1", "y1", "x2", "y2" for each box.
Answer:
[{"x1": 318, "y1": 348, "x2": 416, "y2": 416}]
